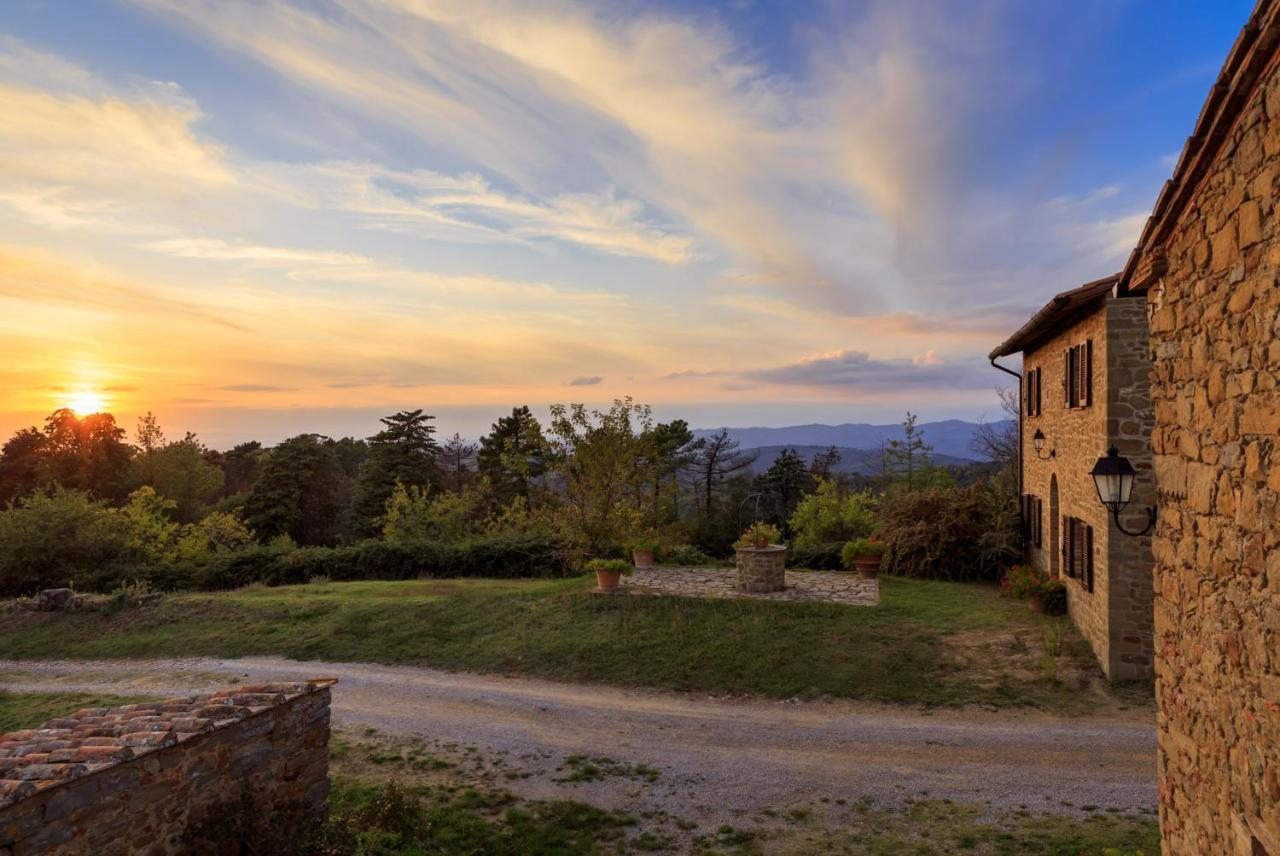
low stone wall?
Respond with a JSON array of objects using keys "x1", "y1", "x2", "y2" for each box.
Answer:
[
  {"x1": 0, "y1": 680, "x2": 334, "y2": 855},
  {"x1": 734, "y1": 546, "x2": 787, "y2": 592}
]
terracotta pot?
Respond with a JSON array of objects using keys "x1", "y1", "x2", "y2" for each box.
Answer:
[
  {"x1": 753, "y1": 535, "x2": 768, "y2": 549},
  {"x1": 595, "y1": 569, "x2": 622, "y2": 593},
  {"x1": 853, "y1": 555, "x2": 881, "y2": 579},
  {"x1": 1027, "y1": 594, "x2": 1046, "y2": 614},
  {"x1": 632, "y1": 549, "x2": 654, "y2": 570}
]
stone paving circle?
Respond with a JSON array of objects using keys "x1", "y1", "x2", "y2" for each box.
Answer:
[{"x1": 622, "y1": 566, "x2": 878, "y2": 606}]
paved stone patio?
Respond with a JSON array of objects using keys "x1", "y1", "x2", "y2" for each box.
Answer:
[{"x1": 622, "y1": 566, "x2": 878, "y2": 606}]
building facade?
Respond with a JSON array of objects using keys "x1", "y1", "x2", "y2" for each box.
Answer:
[
  {"x1": 990, "y1": 277, "x2": 1155, "y2": 680},
  {"x1": 1118, "y1": 2, "x2": 1280, "y2": 851}
]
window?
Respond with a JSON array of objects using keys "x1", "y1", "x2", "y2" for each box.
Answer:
[
  {"x1": 1062, "y1": 516, "x2": 1094, "y2": 592},
  {"x1": 1025, "y1": 367, "x2": 1042, "y2": 416},
  {"x1": 1064, "y1": 341, "x2": 1093, "y2": 409},
  {"x1": 1022, "y1": 495, "x2": 1044, "y2": 547}
]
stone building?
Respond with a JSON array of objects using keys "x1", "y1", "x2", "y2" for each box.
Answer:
[
  {"x1": 990, "y1": 276, "x2": 1155, "y2": 680},
  {"x1": 1114, "y1": 1, "x2": 1280, "y2": 851}
]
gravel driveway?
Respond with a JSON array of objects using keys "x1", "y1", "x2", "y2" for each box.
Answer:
[{"x1": 0, "y1": 657, "x2": 1156, "y2": 824}]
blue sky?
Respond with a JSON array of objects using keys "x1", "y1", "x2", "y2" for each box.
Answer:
[{"x1": 0, "y1": 0, "x2": 1253, "y2": 446}]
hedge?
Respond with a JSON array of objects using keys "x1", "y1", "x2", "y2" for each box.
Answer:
[{"x1": 194, "y1": 537, "x2": 573, "y2": 590}]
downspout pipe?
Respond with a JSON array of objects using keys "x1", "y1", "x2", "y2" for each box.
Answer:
[{"x1": 989, "y1": 356, "x2": 1024, "y2": 549}]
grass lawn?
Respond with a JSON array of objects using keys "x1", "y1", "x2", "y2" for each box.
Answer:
[
  {"x1": 0, "y1": 690, "x2": 150, "y2": 732},
  {"x1": 0, "y1": 575, "x2": 1136, "y2": 710}
]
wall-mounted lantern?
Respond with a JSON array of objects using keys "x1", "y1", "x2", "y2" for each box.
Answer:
[
  {"x1": 1089, "y1": 447, "x2": 1155, "y2": 536},
  {"x1": 1032, "y1": 429, "x2": 1055, "y2": 460}
]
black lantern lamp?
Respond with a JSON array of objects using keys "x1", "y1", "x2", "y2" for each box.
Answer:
[
  {"x1": 1031, "y1": 429, "x2": 1055, "y2": 460},
  {"x1": 1089, "y1": 447, "x2": 1155, "y2": 536}
]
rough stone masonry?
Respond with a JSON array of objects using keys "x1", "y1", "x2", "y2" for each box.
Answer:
[
  {"x1": 1121, "y1": 1, "x2": 1280, "y2": 852},
  {"x1": 0, "y1": 680, "x2": 333, "y2": 855}
]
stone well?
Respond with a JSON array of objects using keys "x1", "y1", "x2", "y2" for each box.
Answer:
[{"x1": 734, "y1": 545, "x2": 787, "y2": 593}]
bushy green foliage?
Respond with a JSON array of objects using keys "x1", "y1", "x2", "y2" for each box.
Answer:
[
  {"x1": 787, "y1": 479, "x2": 876, "y2": 549},
  {"x1": 195, "y1": 537, "x2": 572, "y2": 590},
  {"x1": 584, "y1": 558, "x2": 630, "y2": 575},
  {"x1": 785, "y1": 541, "x2": 844, "y2": 570},
  {"x1": 656, "y1": 543, "x2": 712, "y2": 566},
  {"x1": 875, "y1": 482, "x2": 1020, "y2": 581},
  {"x1": 0, "y1": 486, "x2": 124, "y2": 594},
  {"x1": 382, "y1": 483, "x2": 488, "y2": 543},
  {"x1": 243, "y1": 434, "x2": 347, "y2": 545}
]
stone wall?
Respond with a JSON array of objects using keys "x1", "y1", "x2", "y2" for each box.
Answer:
[
  {"x1": 1103, "y1": 297, "x2": 1156, "y2": 677},
  {"x1": 1140, "y1": 35, "x2": 1280, "y2": 854},
  {"x1": 0, "y1": 681, "x2": 333, "y2": 855}
]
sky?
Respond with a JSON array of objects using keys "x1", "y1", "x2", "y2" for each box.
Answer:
[{"x1": 0, "y1": 0, "x2": 1253, "y2": 447}]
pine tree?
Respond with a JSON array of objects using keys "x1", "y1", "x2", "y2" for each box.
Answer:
[
  {"x1": 352, "y1": 410, "x2": 442, "y2": 533},
  {"x1": 477, "y1": 406, "x2": 547, "y2": 504}
]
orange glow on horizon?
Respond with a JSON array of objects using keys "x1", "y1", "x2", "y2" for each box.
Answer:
[{"x1": 63, "y1": 391, "x2": 109, "y2": 415}]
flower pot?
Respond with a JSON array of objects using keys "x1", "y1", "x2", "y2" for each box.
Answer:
[
  {"x1": 752, "y1": 535, "x2": 768, "y2": 549},
  {"x1": 853, "y1": 555, "x2": 881, "y2": 579},
  {"x1": 632, "y1": 549, "x2": 654, "y2": 570},
  {"x1": 595, "y1": 568, "x2": 623, "y2": 593},
  {"x1": 1027, "y1": 594, "x2": 1046, "y2": 614}
]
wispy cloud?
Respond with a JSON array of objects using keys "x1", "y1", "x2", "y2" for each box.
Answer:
[
  {"x1": 567, "y1": 375, "x2": 603, "y2": 386},
  {"x1": 744, "y1": 349, "x2": 992, "y2": 392}
]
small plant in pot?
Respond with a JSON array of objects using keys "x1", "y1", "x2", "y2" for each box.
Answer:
[
  {"x1": 1004, "y1": 564, "x2": 1067, "y2": 615},
  {"x1": 842, "y1": 538, "x2": 887, "y2": 579},
  {"x1": 631, "y1": 538, "x2": 660, "y2": 570},
  {"x1": 733, "y1": 521, "x2": 782, "y2": 550},
  {"x1": 585, "y1": 558, "x2": 631, "y2": 593}
]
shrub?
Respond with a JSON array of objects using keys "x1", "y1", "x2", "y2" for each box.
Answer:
[
  {"x1": 656, "y1": 543, "x2": 712, "y2": 566},
  {"x1": 194, "y1": 536, "x2": 573, "y2": 590},
  {"x1": 0, "y1": 487, "x2": 125, "y2": 595},
  {"x1": 874, "y1": 483, "x2": 1019, "y2": 581},
  {"x1": 732, "y1": 521, "x2": 782, "y2": 549},
  {"x1": 630, "y1": 538, "x2": 660, "y2": 553},
  {"x1": 786, "y1": 541, "x2": 844, "y2": 570},
  {"x1": 788, "y1": 480, "x2": 876, "y2": 549}
]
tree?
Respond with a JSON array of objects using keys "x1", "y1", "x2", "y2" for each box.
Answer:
[
  {"x1": 788, "y1": 480, "x2": 877, "y2": 549},
  {"x1": 639, "y1": 419, "x2": 696, "y2": 524},
  {"x1": 151, "y1": 433, "x2": 225, "y2": 523},
  {"x1": 242, "y1": 434, "x2": 346, "y2": 545},
  {"x1": 809, "y1": 445, "x2": 842, "y2": 481},
  {"x1": 972, "y1": 386, "x2": 1019, "y2": 473},
  {"x1": 885, "y1": 412, "x2": 934, "y2": 490},
  {"x1": 220, "y1": 441, "x2": 265, "y2": 498},
  {"x1": 477, "y1": 406, "x2": 548, "y2": 504},
  {"x1": 352, "y1": 410, "x2": 441, "y2": 534},
  {"x1": 0, "y1": 428, "x2": 45, "y2": 505},
  {"x1": 547, "y1": 398, "x2": 651, "y2": 556},
  {"x1": 39, "y1": 409, "x2": 134, "y2": 503},
  {"x1": 0, "y1": 486, "x2": 123, "y2": 595},
  {"x1": 440, "y1": 433, "x2": 478, "y2": 493},
  {"x1": 752, "y1": 448, "x2": 815, "y2": 532},
  {"x1": 690, "y1": 430, "x2": 758, "y2": 523},
  {"x1": 133, "y1": 411, "x2": 165, "y2": 486}
]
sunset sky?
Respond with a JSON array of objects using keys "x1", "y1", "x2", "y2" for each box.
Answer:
[{"x1": 0, "y1": 1, "x2": 1250, "y2": 447}]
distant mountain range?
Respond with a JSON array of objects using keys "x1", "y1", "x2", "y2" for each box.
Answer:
[{"x1": 691, "y1": 419, "x2": 1011, "y2": 475}]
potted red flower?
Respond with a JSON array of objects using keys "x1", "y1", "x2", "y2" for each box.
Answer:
[{"x1": 841, "y1": 538, "x2": 887, "y2": 579}]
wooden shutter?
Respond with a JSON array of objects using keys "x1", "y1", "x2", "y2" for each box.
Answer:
[
  {"x1": 1035, "y1": 368, "x2": 1043, "y2": 415},
  {"x1": 1035, "y1": 498, "x2": 1044, "y2": 548},
  {"x1": 1064, "y1": 350, "x2": 1072, "y2": 405},
  {"x1": 1062, "y1": 516, "x2": 1072, "y2": 576},
  {"x1": 1084, "y1": 340, "x2": 1093, "y2": 407},
  {"x1": 1026, "y1": 373, "x2": 1035, "y2": 416},
  {"x1": 1084, "y1": 523, "x2": 1094, "y2": 592}
]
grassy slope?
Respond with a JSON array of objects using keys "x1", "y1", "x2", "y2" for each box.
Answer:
[
  {"x1": 0, "y1": 691, "x2": 149, "y2": 732},
  {"x1": 0, "y1": 576, "x2": 1120, "y2": 710}
]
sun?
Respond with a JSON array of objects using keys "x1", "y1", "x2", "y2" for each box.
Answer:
[{"x1": 64, "y1": 391, "x2": 108, "y2": 415}]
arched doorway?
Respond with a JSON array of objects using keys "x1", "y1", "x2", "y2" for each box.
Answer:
[{"x1": 1049, "y1": 475, "x2": 1060, "y2": 578}]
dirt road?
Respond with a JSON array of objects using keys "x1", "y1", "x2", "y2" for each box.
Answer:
[{"x1": 0, "y1": 657, "x2": 1156, "y2": 823}]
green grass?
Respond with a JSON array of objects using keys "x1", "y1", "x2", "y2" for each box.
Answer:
[
  {"x1": 0, "y1": 690, "x2": 150, "y2": 732},
  {"x1": 0, "y1": 576, "x2": 1115, "y2": 709}
]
